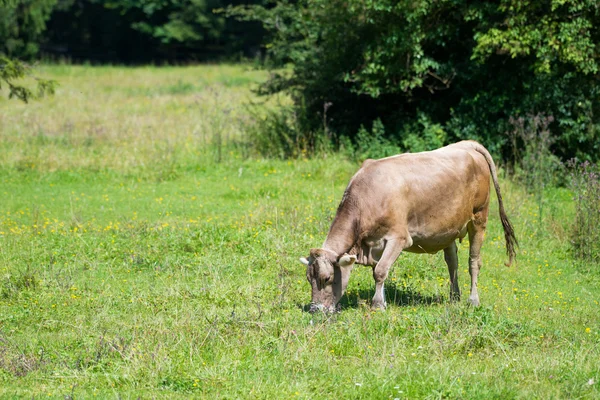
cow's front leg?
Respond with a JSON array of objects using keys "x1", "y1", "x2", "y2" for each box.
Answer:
[{"x1": 371, "y1": 238, "x2": 407, "y2": 310}]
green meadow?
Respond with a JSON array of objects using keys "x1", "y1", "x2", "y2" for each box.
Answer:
[{"x1": 0, "y1": 65, "x2": 599, "y2": 398}]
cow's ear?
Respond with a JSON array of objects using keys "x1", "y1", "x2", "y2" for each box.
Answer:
[
  {"x1": 299, "y1": 257, "x2": 310, "y2": 266},
  {"x1": 338, "y1": 253, "x2": 357, "y2": 267}
]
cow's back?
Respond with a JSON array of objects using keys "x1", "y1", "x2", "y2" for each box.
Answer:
[{"x1": 345, "y1": 142, "x2": 491, "y2": 253}]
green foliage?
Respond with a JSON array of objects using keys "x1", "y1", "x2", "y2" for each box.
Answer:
[
  {"x1": 0, "y1": 0, "x2": 57, "y2": 58},
  {"x1": 0, "y1": 56, "x2": 57, "y2": 102},
  {"x1": 0, "y1": 0, "x2": 265, "y2": 62},
  {"x1": 247, "y1": 101, "x2": 335, "y2": 159},
  {"x1": 351, "y1": 119, "x2": 400, "y2": 161},
  {"x1": 457, "y1": 0, "x2": 600, "y2": 160},
  {"x1": 247, "y1": 105, "x2": 306, "y2": 159},
  {"x1": 401, "y1": 114, "x2": 448, "y2": 154},
  {"x1": 471, "y1": 0, "x2": 599, "y2": 75},
  {"x1": 237, "y1": 0, "x2": 600, "y2": 161},
  {"x1": 107, "y1": 0, "x2": 226, "y2": 44}
]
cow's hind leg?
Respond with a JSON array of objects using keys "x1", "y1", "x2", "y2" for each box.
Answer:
[
  {"x1": 371, "y1": 238, "x2": 407, "y2": 310},
  {"x1": 467, "y1": 210, "x2": 488, "y2": 307},
  {"x1": 444, "y1": 241, "x2": 460, "y2": 302}
]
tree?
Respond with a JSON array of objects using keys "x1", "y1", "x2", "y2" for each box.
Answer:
[
  {"x1": 0, "y1": 0, "x2": 58, "y2": 58},
  {"x1": 235, "y1": 0, "x2": 600, "y2": 160},
  {"x1": 0, "y1": 56, "x2": 56, "y2": 102},
  {"x1": 43, "y1": 0, "x2": 266, "y2": 62}
]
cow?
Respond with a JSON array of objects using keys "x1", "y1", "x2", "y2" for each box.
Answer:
[{"x1": 300, "y1": 140, "x2": 517, "y2": 313}]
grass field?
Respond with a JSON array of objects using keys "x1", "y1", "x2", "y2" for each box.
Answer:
[{"x1": 0, "y1": 65, "x2": 599, "y2": 399}]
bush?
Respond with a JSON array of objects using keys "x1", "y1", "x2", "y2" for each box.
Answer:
[
  {"x1": 232, "y1": 0, "x2": 600, "y2": 161},
  {"x1": 246, "y1": 103, "x2": 331, "y2": 159},
  {"x1": 350, "y1": 119, "x2": 400, "y2": 161},
  {"x1": 401, "y1": 114, "x2": 448, "y2": 154},
  {"x1": 505, "y1": 113, "x2": 565, "y2": 228},
  {"x1": 506, "y1": 113, "x2": 564, "y2": 189}
]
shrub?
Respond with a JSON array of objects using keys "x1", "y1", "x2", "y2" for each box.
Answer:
[
  {"x1": 246, "y1": 103, "x2": 330, "y2": 159},
  {"x1": 229, "y1": 0, "x2": 600, "y2": 161},
  {"x1": 506, "y1": 114, "x2": 564, "y2": 187},
  {"x1": 351, "y1": 119, "x2": 400, "y2": 161},
  {"x1": 506, "y1": 113, "x2": 564, "y2": 225},
  {"x1": 401, "y1": 114, "x2": 448, "y2": 154}
]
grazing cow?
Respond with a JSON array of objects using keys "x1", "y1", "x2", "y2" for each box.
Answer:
[{"x1": 300, "y1": 140, "x2": 517, "y2": 313}]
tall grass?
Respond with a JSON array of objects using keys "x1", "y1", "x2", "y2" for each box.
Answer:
[
  {"x1": 506, "y1": 113, "x2": 563, "y2": 226},
  {"x1": 568, "y1": 160, "x2": 600, "y2": 264},
  {"x1": 0, "y1": 64, "x2": 268, "y2": 175}
]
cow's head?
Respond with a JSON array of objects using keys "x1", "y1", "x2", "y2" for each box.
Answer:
[{"x1": 300, "y1": 248, "x2": 357, "y2": 313}]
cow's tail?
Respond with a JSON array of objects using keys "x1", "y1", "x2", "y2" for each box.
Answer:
[{"x1": 470, "y1": 142, "x2": 518, "y2": 266}]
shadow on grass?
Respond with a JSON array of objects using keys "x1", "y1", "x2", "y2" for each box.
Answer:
[
  {"x1": 299, "y1": 281, "x2": 445, "y2": 313},
  {"x1": 341, "y1": 281, "x2": 444, "y2": 309}
]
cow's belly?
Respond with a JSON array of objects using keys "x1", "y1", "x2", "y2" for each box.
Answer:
[
  {"x1": 404, "y1": 239, "x2": 453, "y2": 254},
  {"x1": 405, "y1": 223, "x2": 468, "y2": 254}
]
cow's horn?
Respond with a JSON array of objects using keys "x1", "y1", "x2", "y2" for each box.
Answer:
[{"x1": 299, "y1": 257, "x2": 310, "y2": 266}]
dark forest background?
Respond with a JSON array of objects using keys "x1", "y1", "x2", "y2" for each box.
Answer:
[{"x1": 1, "y1": 0, "x2": 265, "y2": 62}]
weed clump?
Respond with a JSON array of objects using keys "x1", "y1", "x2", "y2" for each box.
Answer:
[
  {"x1": 568, "y1": 160, "x2": 600, "y2": 263},
  {"x1": 506, "y1": 113, "x2": 563, "y2": 223},
  {"x1": 1, "y1": 270, "x2": 38, "y2": 299}
]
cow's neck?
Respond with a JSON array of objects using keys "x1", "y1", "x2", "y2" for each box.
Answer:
[{"x1": 322, "y1": 212, "x2": 358, "y2": 257}]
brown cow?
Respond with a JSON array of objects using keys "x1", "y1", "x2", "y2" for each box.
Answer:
[{"x1": 300, "y1": 140, "x2": 517, "y2": 313}]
